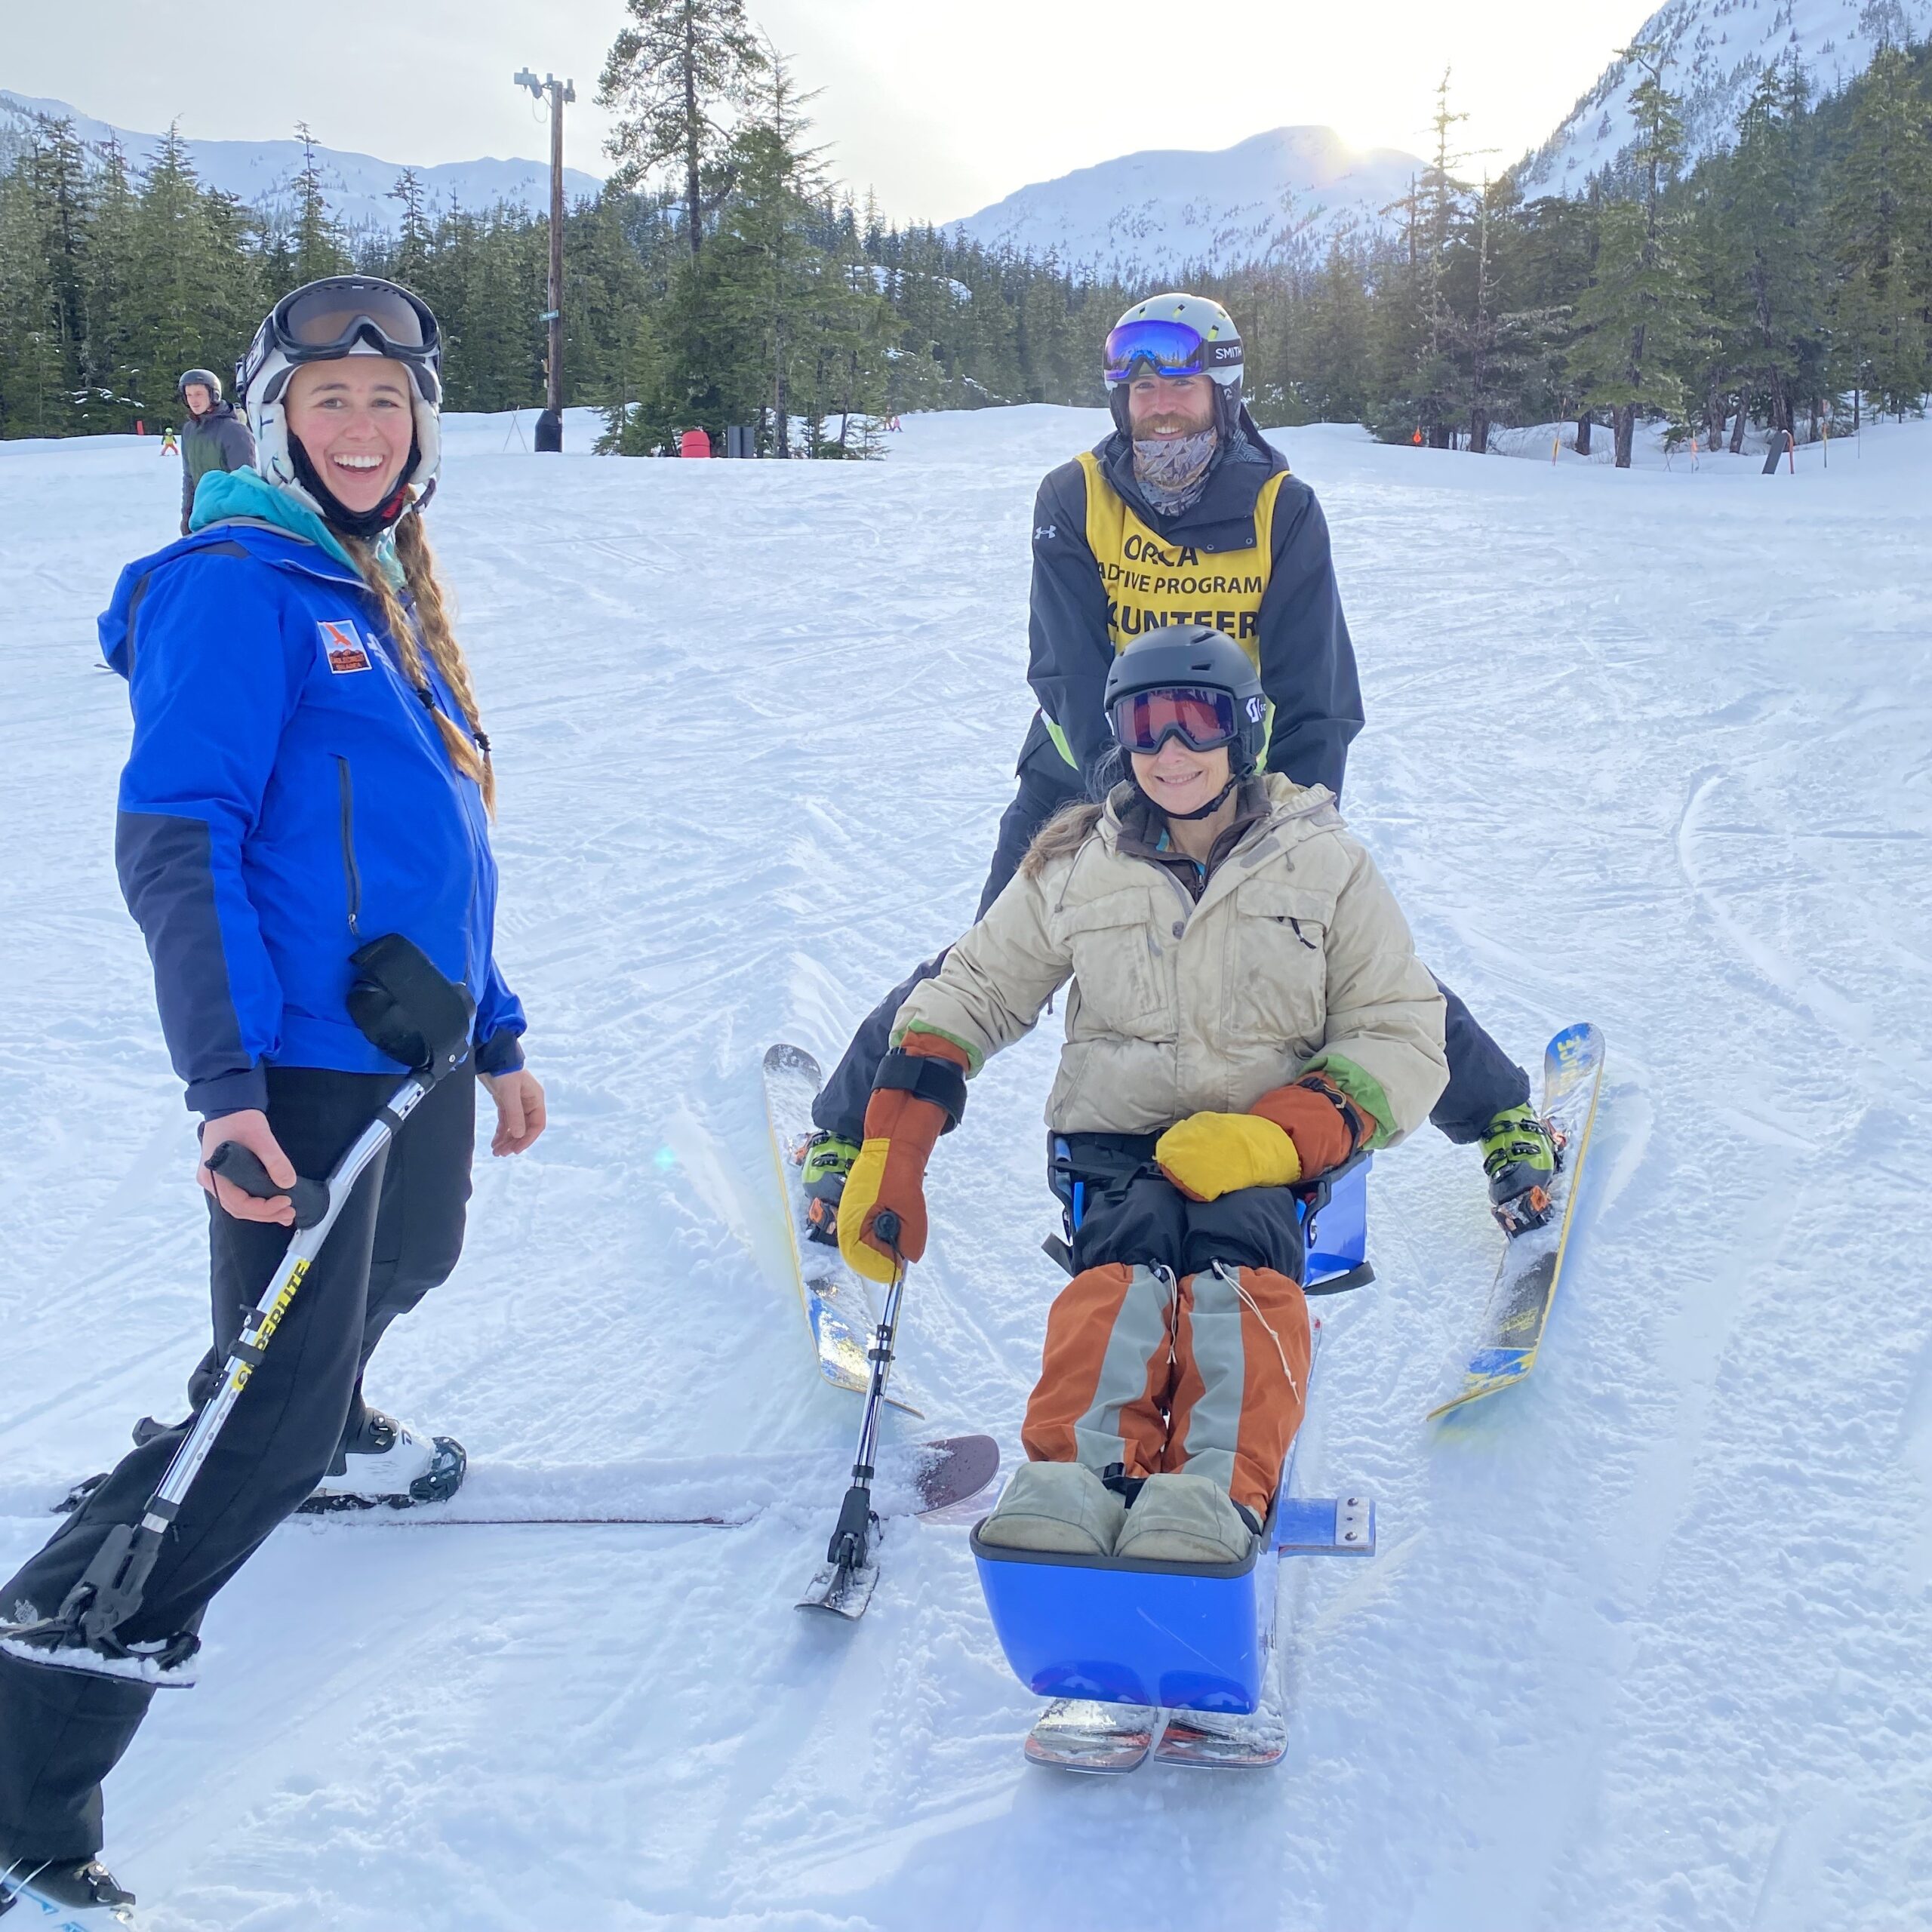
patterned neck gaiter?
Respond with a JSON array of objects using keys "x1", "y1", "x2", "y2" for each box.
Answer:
[{"x1": 1132, "y1": 426, "x2": 1220, "y2": 516}]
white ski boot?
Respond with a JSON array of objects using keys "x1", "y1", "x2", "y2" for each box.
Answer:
[{"x1": 301, "y1": 1409, "x2": 465, "y2": 1512}]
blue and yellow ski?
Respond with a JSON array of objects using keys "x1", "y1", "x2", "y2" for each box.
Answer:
[{"x1": 1430, "y1": 1024, "x2": 1604, "y2": 1420}]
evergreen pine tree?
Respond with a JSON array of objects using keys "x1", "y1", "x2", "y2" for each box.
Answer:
[{"x1": 598, "y1": 0, "x2": 767, "y2": 259}]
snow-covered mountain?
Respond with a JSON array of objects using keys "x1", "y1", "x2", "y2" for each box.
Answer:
[
  {"x1": 0, "y1": 89, "x2": 604, "y2": 235},
  {"x1": 1517, "y1": 0, "x2": 1932, "y2": 195},
  {"x1": 949, "y1": 127, "x2": 1423, "y2": 278}
]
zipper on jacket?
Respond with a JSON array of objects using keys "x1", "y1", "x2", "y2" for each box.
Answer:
[{"x1": 334, "y1": 756, "x2": 362, "y2": 936}]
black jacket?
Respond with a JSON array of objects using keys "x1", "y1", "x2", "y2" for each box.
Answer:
[
  {"x1": 1023, "y1": 412, "x2": 1364, "y2": 800},
  {"x1": 179, "y1": 402, "x2": 257, "y2": 527}
]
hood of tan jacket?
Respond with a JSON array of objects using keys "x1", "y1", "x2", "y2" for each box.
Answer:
[{"x1": 894, "y1": 773, "x2": 1448, "y2": 1143}]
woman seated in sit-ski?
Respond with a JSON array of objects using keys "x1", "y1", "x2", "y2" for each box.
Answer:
[{"x1": 837, "y1": 626, "x2": 1450, "y2": 1567}]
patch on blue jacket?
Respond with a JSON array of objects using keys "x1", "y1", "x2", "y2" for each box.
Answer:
[{"x1": 319, "y1": 620, "x2": 373, "y2": 673}]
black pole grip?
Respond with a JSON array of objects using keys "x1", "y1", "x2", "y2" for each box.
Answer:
[
  {"x1": 873, "y1": 1210, "x2": 902, "y2": 1248},
  {"x1": 207, "y1": 1142, "x2": 329, "y2": 1229}
]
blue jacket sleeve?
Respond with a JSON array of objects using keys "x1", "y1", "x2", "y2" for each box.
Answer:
[
  {"x1": 113, "y1": 553, "x2": 303, "y2": 1116},
  {"x1": 1257, "y1": 482, "x2": 1364, "y2": 801},
  {"x1": 1025, "y1": 463, "x2": 1116, "y2": 783},
  {"x1": 474, "y1": 960, "x2": 527, "y2": 1075}
]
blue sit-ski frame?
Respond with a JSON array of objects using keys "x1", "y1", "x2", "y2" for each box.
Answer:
[{"x1": 974, "y1": 1151, "x2": 1378, "y2": 1715}]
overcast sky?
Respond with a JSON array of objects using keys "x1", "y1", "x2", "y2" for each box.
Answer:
[{"x1": 8, "y1": 0, "x2": 1662, "y2": 220}]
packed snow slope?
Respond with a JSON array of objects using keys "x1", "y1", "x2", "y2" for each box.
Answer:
[
  {"x1": 1517, "y1": 0, "x2": 1932, "y2": 195},
  {"x1": 2, "y1": 406, "x2": 1930, "y2": 1931},
  {"x1": 948, "y1": 127, "x2": 1422, "y2": 278}
]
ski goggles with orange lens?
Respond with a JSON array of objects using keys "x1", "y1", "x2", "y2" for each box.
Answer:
[
  {"x1": 240, "y1": 276, "x2": 442, "y2": 404},
  {"x1": 1110, "y1": 685, "x2": 1241, "y2": 755},
  {"x1": 1102, "y1": 318, "x2": 1242, "y2": 385}
]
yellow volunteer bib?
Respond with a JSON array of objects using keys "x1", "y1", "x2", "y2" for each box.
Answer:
[{"x1": 1046, "y1": 450, "x2": 1291, "y2": 768}]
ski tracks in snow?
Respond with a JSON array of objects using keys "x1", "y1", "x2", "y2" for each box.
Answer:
[{"x1": 5, "y1": 412, "x2": 1932, "y2": 1929}]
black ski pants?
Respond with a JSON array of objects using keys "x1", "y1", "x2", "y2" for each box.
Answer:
[
  {"x1": 180, "y1": 1071, "x2": 475, "y2": 1437},
  {"x1": 1062, "y1": 1132, "x2": 1307, "y2": 1281},
  {"x1": 0, "y1": 1063, "x2": 474, "y2": 1862},
  {"x1": 812, "y1": 739, "x2": 1530, "y2": 1148}
]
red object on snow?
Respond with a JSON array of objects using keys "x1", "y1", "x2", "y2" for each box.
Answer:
[
  {"x1": 679, "y1": 429, "x2": 711, "y2": 459},
  {"x1": 135, "y1": 420, "x2": 146, "y2": 436}
]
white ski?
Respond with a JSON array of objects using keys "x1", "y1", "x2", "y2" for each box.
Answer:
[{"x1": 762, "y1": 1044, "x2": 920, "y2": 1415}]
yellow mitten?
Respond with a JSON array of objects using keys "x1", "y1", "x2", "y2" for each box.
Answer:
[
  {"x1": 1155, "y1": 1112, "x2": 1302, "y2": 1202},
  {"x1": 837, "y1": 1138, "x2": 906, "y2": 1284}
]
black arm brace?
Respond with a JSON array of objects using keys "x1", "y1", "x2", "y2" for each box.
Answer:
[{"x1": 872, "y1": 1047, "x2": 968, "y2": 1134}]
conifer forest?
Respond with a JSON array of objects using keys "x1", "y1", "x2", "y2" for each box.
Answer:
[{"x1": 5, "y1": 0, "x2": 1932, "y2": 466}]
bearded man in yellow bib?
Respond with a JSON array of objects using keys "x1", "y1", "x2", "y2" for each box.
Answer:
[{"x1": 802, "y1": 293, "x2": 1555, "y2": 1235}]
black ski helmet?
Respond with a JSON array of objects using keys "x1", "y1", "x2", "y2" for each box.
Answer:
[
  {"x1": 1103, "y1": 624, "x2": 1268, "y2": 774},
  {"x1": 177, "y1": 368, "x2": 223, "y2": 404}
]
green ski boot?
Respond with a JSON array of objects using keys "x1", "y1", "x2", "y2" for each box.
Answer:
[
  {"x1": 1480, "y1": 1103, "x2": 1561, "y2": 1237},
  {"x1": 796, "y1": 1130, "x2": 858, "y2": 1247}
]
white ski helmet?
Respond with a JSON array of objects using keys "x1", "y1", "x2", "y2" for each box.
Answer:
[
  {"x1": 1103, "y1": 292, "x2": 1244, "y2": 436},
  {"x1": 235, "y1": 275, "x2": 444, "y2": 527}
]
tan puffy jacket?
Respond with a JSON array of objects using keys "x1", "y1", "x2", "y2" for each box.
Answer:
[{"x1": 894, "y1": 775, "x2": 1448, "y2": 1144}]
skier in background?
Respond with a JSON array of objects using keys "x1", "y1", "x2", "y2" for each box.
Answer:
[
  {"x1": 836, "y1": 626, "x2": 1447, "y2": 1561},
  {"x1": 175, "y1": 368, "x2": 254, "y2": 537},
  {"x1": 0, "y1": 277, "x2": 543, "y2": 1924},
  {"x1": 801, "y1": 292, "x2": 1556, "y2": 1242}
]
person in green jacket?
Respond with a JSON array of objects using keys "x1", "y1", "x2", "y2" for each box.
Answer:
[{"x1": 176, "y1": 368, "x2": 254, "y2": 537}]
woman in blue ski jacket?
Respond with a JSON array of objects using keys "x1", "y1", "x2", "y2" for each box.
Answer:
[{"x1": 0, "y1": 277, "x2": 543, "y2": 1918}]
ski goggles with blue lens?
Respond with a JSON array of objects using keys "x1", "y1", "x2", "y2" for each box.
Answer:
[
  {"x1": 1102, "y1": 317, "x2": 1243, "y2": 386},
  {"x1": 1110, "y1": 685, "x2": 1241, "y2": 755}
]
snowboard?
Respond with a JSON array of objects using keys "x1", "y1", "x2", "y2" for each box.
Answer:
[
  {"x1": 1430, "y1": 1023, "x2": 1606, "y2": 1420},
  {"x1": 762, "y1": 1043, "x2": 920, "y2": 1416}
]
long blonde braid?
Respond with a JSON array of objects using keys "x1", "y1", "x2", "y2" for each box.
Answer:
[{"x1": 346, "y1": 515, "x2": 497, "y2": 814}]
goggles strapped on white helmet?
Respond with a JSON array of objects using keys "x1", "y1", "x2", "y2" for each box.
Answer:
[
  {"x1": 1103, "y1": 294, "x2": 1244, "y2": 391},
  {"x1": 236, "y1": 275, "x2": 444, "y2": 524},
  {"x1": 1103, "y1": 317, "x2": 1243, "y2": 387},
  {"x1": 238, "y1": 277, "x2": 442, "y2": 410}
]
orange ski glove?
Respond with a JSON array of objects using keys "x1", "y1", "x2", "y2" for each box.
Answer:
[
  {"x1": 1248, "y1": 1073, "x2": 1375, "y2": 1182},
  {"x1": 837, "y1": 1032, "x2": 971, "y2": 1284}
]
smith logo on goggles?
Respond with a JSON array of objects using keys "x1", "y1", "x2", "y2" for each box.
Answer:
[
  {"x1": 1103, "y1": 317, "x2": 1244, "y2": 384},
  {"x1": 1112, "y1": 685, "x2": 1261, "y2": 755}
]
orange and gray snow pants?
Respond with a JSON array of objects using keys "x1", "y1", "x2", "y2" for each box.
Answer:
[{"x1": 1021, "y1": 1145, "x2": 1313, "y2": 1518}]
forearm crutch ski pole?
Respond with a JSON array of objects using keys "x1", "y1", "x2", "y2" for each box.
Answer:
[
  {"x1": 1, "y1": 934, "x2": 475, "y2": 1686},
  {"x1": 797, "y1": 1211, "x2": 909, "y2": 1621}
]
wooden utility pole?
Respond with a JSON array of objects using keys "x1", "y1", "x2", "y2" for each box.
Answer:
[{"x1": 515, "y1": 67, "x2": 576, "y2": 451}]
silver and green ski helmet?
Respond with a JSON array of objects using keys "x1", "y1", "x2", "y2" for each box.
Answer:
[{"x1": 1102, "y1": 292, "x2": 1244, "y2": 437}]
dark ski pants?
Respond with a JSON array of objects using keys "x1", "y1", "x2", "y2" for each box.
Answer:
[
  {"x1": 181, "y1": 1067, "x2": 475, "y2": 1438},
  {"x1": 0, "y1": 1064, "x2": 474, "y2": 1862},
  {"x1": 812, "y1": 743, "x2": 1531, "y2": 1146}
]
